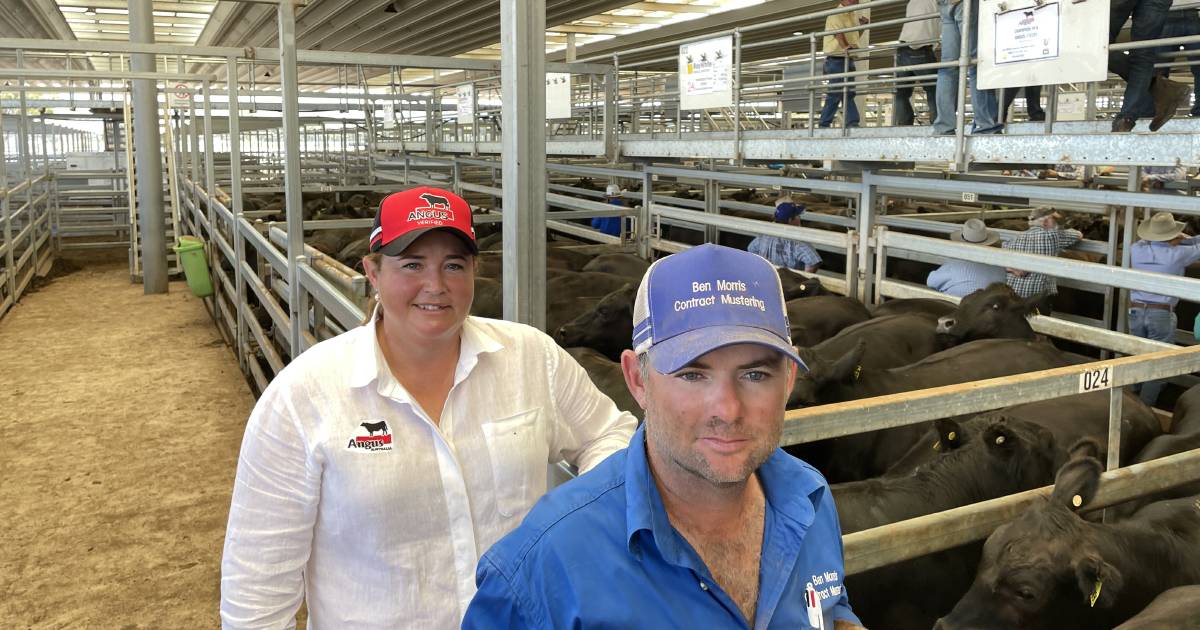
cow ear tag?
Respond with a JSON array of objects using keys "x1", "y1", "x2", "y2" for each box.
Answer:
[
  {"x1": 932, "y1": 440, "x2": 941, "y2": 451},
  {"x1": 853, "y1": 365, "x2": 862, "y2": 381},
  {"x1": 1072, "y1": 494, "x2": 1083, "y2": 508},
  {"x1": 1089, "y1": 579, "x2": 1102, "y2": 607},
  {"x1": 948, "y1": 431, "x2": 957, "y2": 442}
]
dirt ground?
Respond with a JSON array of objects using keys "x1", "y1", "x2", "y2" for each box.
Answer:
[{"x1": 0, "y1": 249, "x2": 256, "y2": 628}]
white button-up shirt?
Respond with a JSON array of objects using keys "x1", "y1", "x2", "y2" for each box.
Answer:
[{"x1": 220, "y1": 316, "x2": 638, "y2": 629}]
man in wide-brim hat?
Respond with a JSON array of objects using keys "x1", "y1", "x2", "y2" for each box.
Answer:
[
  {"x1": 927, "y1": 218, "x2": 1006, "y2": 297},
  {"x1": 1128, "y1": 211, "x2": 1200, "y2": 406}
]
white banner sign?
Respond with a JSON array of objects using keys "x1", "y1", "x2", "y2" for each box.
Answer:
[
  {"x1": 456, "y1": 84, "x2": 475, "y2": 121},
  {"x1": 679, "y1": 35, "x2": 734, "y2": 110},
  {"x1": 978, "y1": 0, "x2": 1108, "y2": 90},
  {"x1": 546, "y1": 73, "x2": 572, "y2": 119}
]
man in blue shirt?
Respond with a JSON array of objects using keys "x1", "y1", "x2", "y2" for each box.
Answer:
[
  {"x1": 926, "y1": 218, "x2": 1006, "y2": 297},
  {"x1": 1129, "y1": 211, "x2": 1200, "y2": 405},
  {"x1": 747, "y1": 197, "x2": 823, "y2": 272},
  {"x1": 463, "y1": 244, "x2": 863, "y2": 630},
  {"x1": 590, "y1": 183, "x2": 625, "y2": 237}
]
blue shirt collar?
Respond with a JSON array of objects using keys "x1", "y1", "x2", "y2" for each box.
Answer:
[{"x1": 623, "y1": 424, "x2": 824, "y2": 563}]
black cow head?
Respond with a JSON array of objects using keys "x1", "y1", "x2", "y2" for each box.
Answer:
[
  {"x1": 553, "y1": 284, "x2": 635, "y2": 361},
  {"x1": 778, "y1": 267, "x2": 826, "y2": 300},
  {"x1": 788, "y1": 340, "x2": 866, "y2": 407},
  {"x1": 935, "y1": 440, "x2": 1124, "y2": 630},
  {"x1": 937, "y1": 283, "x2": 1042, "y2": 343}
]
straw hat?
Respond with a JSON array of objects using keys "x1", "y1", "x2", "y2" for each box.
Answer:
[
  {"x1": 950, "y1": 218, "x2": 1000, "y2": 246},
  {"x1": 1137, "y1": 211, "x2": 1187, "y2": 242}
]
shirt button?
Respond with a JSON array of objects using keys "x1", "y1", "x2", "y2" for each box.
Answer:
[{"x1": 699, "y1": 581, "x2": 709, "y2": 591}]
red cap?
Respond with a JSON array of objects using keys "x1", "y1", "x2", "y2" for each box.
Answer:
[{"x1": 369, "y1": 187, "x2": 478, "y2": 256}]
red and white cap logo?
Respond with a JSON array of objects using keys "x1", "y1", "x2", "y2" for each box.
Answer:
[{"x1": 369, "y1": 187, "x2": 478, "y2": 256}]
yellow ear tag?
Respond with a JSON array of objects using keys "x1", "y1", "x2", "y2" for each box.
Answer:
[
  {"x1": 1072, "y1": 495, "x2": 1083, "y2": 508},
  {"x1": 948, "y1": 431, "x2": 957, "y2": 441},
  {"x1": 1034, "y1": 307, "x2": 1042, "y2": 316},
  {"x1": 853, "y1": 365, "x2": 862, "y2": 381},
  {"x1": 933, "y1": 440, "x2": 941, "y2": 451},
  {"x1": 1089, "y1": 579, "x2": 1102, "y2": 607}
]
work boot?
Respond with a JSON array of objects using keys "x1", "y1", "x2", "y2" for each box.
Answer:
[
  {"x1": 1149, "y1": 78, "x2": 1191, "y2": 131},
  {"x1": 1111, "y1": 117, "x2": 1136, "y2": 132}
]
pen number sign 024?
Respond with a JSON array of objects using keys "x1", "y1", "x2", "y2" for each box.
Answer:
[{"x1": 1078, "y1": 365, "x2": 1113, "y2": 394}]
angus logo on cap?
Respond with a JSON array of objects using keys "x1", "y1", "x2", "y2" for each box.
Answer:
[{"x1": 408, "y1": 193, "x2": 455, "y2": 222}]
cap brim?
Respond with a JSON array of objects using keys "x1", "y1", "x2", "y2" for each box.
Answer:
[
  {"x1": 646, "y1": 325, "x2": 806, "y2": 375},
  {"x1": 1137, "y1": 220, "x2": 1186, "y2": 242},
  {"x1": 376, "y1": 226, "x2": 479, "y2": 256}
]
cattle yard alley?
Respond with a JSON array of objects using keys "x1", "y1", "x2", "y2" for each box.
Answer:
[{"x1": 0, "y1": 250, "x2": 254, "y2": 627}]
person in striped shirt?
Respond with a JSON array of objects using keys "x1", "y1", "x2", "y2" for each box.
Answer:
[
  {"x1": 747, "y1": 197, "x2": 823, "y2": 272},
  {"x1": 1003, "y1": 207, "x2": 1082, "y2": 314}
]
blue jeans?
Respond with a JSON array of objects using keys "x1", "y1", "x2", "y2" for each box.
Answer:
[
  {"x1": 819, "y1": 56, "x2": 860, "y2": 127},
  {"x1": 1129, "y1": 307, "x2": 1176, "y2": 405},
  {"x1": 894, "y1": 45, "x2": 938, "y2": 125},
  {"x1": 933, "y1": 0, "x2": 1001, "y2": 134},
  {"x1": 1159, "y1": 10, "x2": 1200, "y2": 116},
  {"x1": 1109, "y1": 0, "x2": 1172, "y2": 120}
]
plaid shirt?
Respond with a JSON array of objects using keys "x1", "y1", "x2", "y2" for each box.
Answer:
[
  {"x1": 747, "y1": 235, "x2": 823, "y2": 270},
  {"x1": 1003, "y1": 225, "x2": 1082, "y2": 297}
]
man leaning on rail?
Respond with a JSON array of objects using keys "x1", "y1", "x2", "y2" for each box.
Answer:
[{"x1": 462, "y1": 244, "x2": 864, "y2": 630}]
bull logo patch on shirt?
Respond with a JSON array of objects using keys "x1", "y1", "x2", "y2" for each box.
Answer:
[{"x1": 346, "y1": 420, "x2": 393, "y2": 452}]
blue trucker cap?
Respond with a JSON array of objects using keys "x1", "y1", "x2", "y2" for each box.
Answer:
[
  {"x1": 774, "y1": 201, "x2": 805, "y2": 223},
  {"x1": 631, "y1": 244, "x2": 805, "y2": 374}
]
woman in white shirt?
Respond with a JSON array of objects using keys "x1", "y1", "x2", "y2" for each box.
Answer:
[{"x1": 220, "y1": 187, "x2": 638, "y2": 629}]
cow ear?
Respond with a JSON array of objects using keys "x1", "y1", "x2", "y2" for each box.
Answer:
[
  {"x1": 933, "y1": 418, "x2": 965, "y2": 452},
  {"x1": 1073, "y1": 554, "x2": 1123, "y2": 609},
  {"x1": 1050, "y1": 451, "x2": 1103, "y2": 510},
  {"x1": 1022, "y1": 293, "x2": 1046, "y2": 316},
  {"x1": 982, "y1": 418, "x2": 1016, "y2": 456},
  {"x1": 1066, "y1": 438, "x2": 1101, "y2": 462},
  {"x1": 827, "y1": 340, "x2": 867, "y2": 383}
]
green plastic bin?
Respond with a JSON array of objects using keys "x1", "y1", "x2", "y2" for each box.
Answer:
[{"x1": 175, "y1": 235, "x2": 214, "y2": 298}]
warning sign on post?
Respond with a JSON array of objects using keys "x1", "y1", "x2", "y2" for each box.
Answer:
[
  {"x1": 679, "y1": 35, "x2": 734, "y2": 111},
  {"x1": 170, "y1": 82, "x2": 192, "y2": 109},
  {"x1": 994, "y1": 3, "x2": 1060, "y2": 65}
]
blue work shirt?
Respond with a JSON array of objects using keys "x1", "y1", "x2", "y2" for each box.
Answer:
[
  {"x1": 926, "y1": 259, "x2": 1007, "y2": 298},
  {"x1": 591, "y1": 197, "x2": 625, "y2": 236},
  {"x1": 1130, "y1": 237, "x2": 1200, "y2": 306},
  {"x1": 462, "y1": 425, "x2": 861, "y2": 630}
]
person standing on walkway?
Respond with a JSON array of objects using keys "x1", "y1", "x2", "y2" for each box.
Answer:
[
  {"x1": 1109, "y1": 0, "x2": 1192, "y2": 132},
  {"x1": 932, "y1": 0, "x2": 1001, "y2": 134},
  {"x1": 819, "y1": 0, "x2": 870, "y2": 128},
  {"x1": 220, "y1": 187, "x2": 637, "y2": 629},
  {"x1": 1128, "y1": 211, "x2": 1200, "y2": 406},
  {"x1": 1003, "y1": 207, "x2": 1082, "y2": 314},
  {"x1": 894, "y1": 0, "x2": 940, "y2": 125},
  {"x1": 591, "y1": 183, "x2": 626, "y2": 237},
  {"x1": 926, "y1": 218, "x2": 1006, "y2": 297},
  {"x1": 1157, "y1": 1, "x2": 1200, "y2": 119}
]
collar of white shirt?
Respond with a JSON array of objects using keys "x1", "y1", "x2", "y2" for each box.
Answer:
[{"x1": 347, "y1": 316, "x2": 506, "y2": 397}]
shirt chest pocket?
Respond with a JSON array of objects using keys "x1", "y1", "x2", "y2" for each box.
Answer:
[{"x1": 480, "y1": 408, "x2": 545, "y2": 518}]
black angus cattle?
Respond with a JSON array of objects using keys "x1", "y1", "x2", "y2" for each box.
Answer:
[
  {"x1": 802, "y1": 313, "x2": 950, "y2": 375},
  {"x1": 1113, "y1": 585, "x2": 1200, "y2": 629},
  {"x1": 554, "y1": 285, "x2": 635, "y2": 360},
  {"x1": 870, "y1": 297, "x2": 957, "y2": 319},
  {"x1": 360, "y1": 421, "x2": 388, "y2": 435},
  {"x1": 1112, "y1": 384, "x2": 1200, "y2": 517},
  {"x1": 566, "y1": 347, "x2": 640, "y2": 418},
  {"x1": 834, "y1": 418, "x2": 1070, "y2": 630},
  {"x1": 776, "y1": 267, "x2": 827, "y2": 299},
  {"x1": 789, "y1": 338, "x2": 1073, "y2": 481},
  {"x1": 936, "y1": 283, "x2": 1042, "y2": 343},
  {"x1": 886, "y1": 391, "x2": 1163, "y2": 477},
  {"x1": 471, "y1": 277, "x2": 503, "y2": 319},
  {"x1": 786, "y1": 295, "x2": 872, "y2": 348},
  {"x1": 581, "y1": 253, "x2": 649, "y2": 278},
  {"x1": 936, "y1": 452, "x2": 1200, "y2": 630}
]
